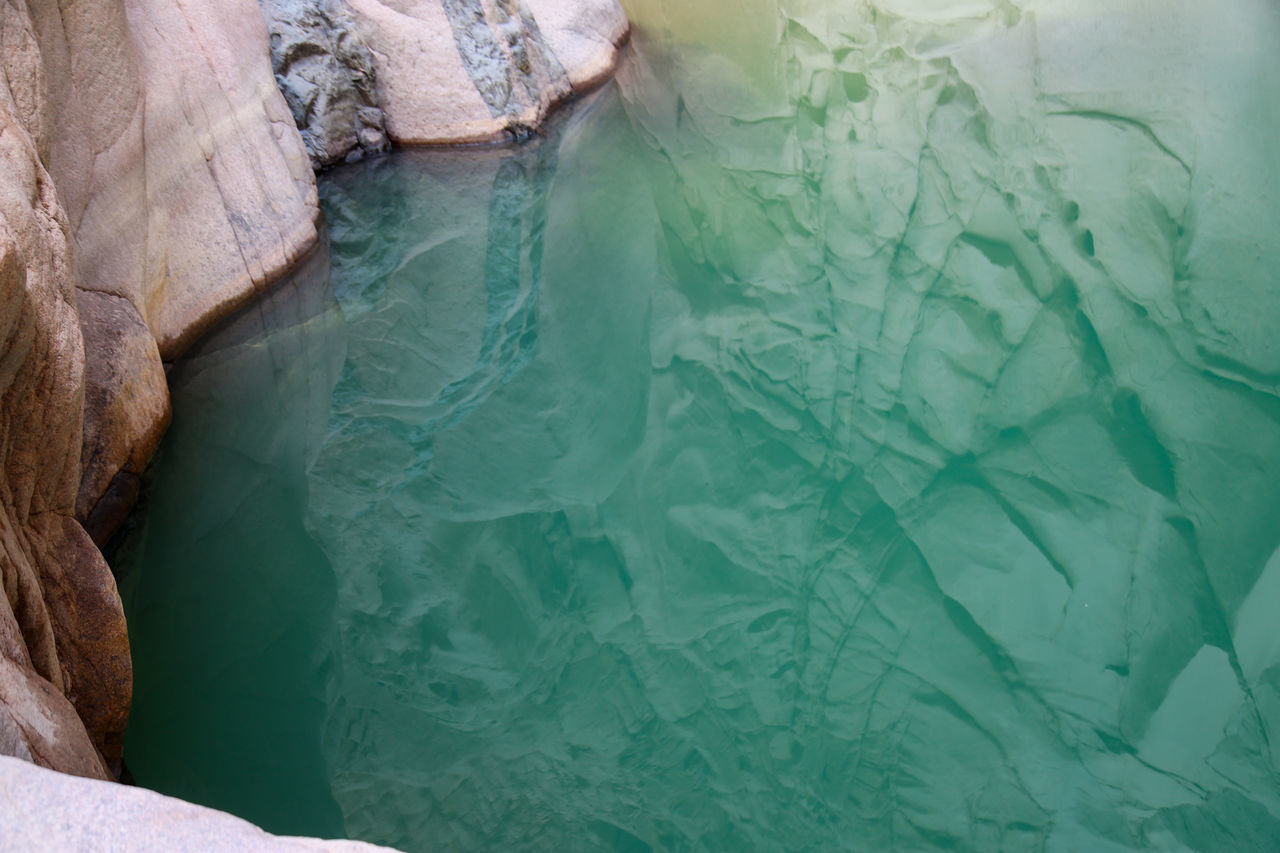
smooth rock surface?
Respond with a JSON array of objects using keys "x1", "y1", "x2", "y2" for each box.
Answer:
[
  {"x1": 0, "y1": 756, "x2": 393, "y2": 852},
  {"x1": 344, "y1": 0, "x2": 629, "y2": 143}
]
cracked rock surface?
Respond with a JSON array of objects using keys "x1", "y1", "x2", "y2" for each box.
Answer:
[
  {"x1": 259, "y1": 0, "x2": 391, "y2": 168},
  {"x1": 120, "y1": 0, "x2": 1280, "y2": 849}
]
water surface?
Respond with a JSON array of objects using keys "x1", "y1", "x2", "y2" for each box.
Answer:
[{"x1": 118, "y1": 1, "x2": 1280, "y2": 849}]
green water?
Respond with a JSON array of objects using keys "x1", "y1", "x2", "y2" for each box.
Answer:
[{"x1": 116, "y1": 1, "x2": 1280, "y2": 849}]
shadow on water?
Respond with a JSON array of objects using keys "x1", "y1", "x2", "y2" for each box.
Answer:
[{"x1": 115, "y1": 240, "x2": 349, "y2": 835}]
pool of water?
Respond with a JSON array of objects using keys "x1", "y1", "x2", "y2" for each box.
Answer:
[{"x1": 116, "y1": 0, "x2": 1280, "y2": 849}]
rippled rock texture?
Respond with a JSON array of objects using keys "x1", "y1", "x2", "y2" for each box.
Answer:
[{"x1": 121, "y1": 0, "x2": 1280, "y2": 848}]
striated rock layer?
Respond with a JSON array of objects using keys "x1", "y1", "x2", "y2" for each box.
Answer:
[
  {"x1": 259, "y1": 0, "x2": 630, "y2": 157},
  {"x1": 259, "y1": 0, "x2": 392, "y2": 169}
]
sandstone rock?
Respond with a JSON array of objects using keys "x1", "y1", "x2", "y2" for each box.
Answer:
[
  {"x1": 343, "y1": 0, "x2": 629, "y2": 144},
  {"x1": 117, "y1": 0, "x2": 322, "y2": 360},
  {"x1": 259, "y1": 0, "x2": 391, "y2": 168},
  {"x1": 523, "y1": 0, "x2": 630, "y2": 92},
  {"x1": 31, "y1": 0, "x2": 323, "y2": 531},
  {"x1": 0, "y1": 755, "x2": 395, "y2": 851},
  {"x1": 0, "y1": 658, "x2": 109, "y2": 780}
]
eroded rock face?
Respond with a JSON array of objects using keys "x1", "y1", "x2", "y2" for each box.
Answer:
[
  {"x1": 259, "y1": 0, "x2": 391, "y2": 168},
  {"x1": 0, "y1": 21, "x2": 126, "y2": 776},
  {"x1": 0, "y1": 0, "x2": 319, "y2": 777}
]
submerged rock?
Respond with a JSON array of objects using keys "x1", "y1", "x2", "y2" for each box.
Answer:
[{"x1": 120, "y1": 0, "x2": 1280, "y2": 849}]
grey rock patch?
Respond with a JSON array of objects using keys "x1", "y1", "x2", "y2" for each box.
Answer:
[
  {"x1": 259, "y1": 0, "x2": 389, "y2": 168},
  {"x1": 439, "y1": 0, "x2": 570, "y2": 134}
]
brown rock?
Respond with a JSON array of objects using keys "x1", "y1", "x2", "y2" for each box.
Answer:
[
  {"x1": 75, "y1": 291, "x2": 170, "y2": 547},
  {"x1": 0, "y1": 659, "x2": 109, "y2": 780},
  {"x1": 0, "y1": 55, "x2": 118, "y2": 776}
]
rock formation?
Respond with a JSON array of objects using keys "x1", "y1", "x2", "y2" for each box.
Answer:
[
  {"x1": 0, "y1": 0, "x2": 626, "y2": 841},
  {"x1": 0, "y1": 756, "x2": 387, "y2": 851},
  {"x1": 263, "y1": 0, "x2": 630, "y2": 152},
  {"x1": 259, "y1": 0, "x2": 391, "y2": 169},
  {"x1": 0, "y1": 0, "x2": 320, "y2": 777}
]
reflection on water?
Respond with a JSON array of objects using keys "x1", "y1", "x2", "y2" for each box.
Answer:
[{"x1": 119, "y1": 1, "x2": 1280, "y2": 849}]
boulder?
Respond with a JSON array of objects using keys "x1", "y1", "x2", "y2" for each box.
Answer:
[
  {"x1": 342, "y1": 0, "x2": 630, "y2": 143},
  {"x1": 0, "y1": 755, "x2": 393, "y2": 851}
]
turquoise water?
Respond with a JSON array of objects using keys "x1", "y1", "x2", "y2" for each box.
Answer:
[{"x1": 117, "y1": 1, "x2": 1280, "y2": 849}]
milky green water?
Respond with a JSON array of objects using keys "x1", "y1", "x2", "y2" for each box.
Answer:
[{"x1": 116, "y1": 1, "x2": 1280, "y2": 849}]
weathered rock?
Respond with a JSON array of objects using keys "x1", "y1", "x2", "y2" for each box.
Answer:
[
  {"x1": 259, "y1": 0, "x2": 391, "y2": 168},
  {"x1": 68, "y1": 0, "x2": 321, "y2": 545},
  {"x1": 0, "y1": 0, "x2": 320, "y2": 777},
  {"x1": 523, "y1": 0, "x2": 629, "y2": 92},
  {"x1": 0, "y1": 658, "x2": 109, "y2": 780},
  {"x1": 0, "y1": 24, "x2": 126, "y2": 777},
  {"x1": 0, "y1": 755, "x2": 395, "y2": 851},
  {"x1": 343, "y1": 0, "x2": 629, "y2": 143},
  {"x1": 75, "y1": 291, "x2": 170, "y2": 548}
]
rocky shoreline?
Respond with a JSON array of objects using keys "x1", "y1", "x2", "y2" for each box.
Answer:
[{"x1": 0, "y1": 0, "x2": 625, "y2": 844}]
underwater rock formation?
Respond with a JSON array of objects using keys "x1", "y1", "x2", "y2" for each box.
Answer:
[{"x1": 119, "y1": 0, "x2": 1280, "y2": 849}]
